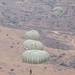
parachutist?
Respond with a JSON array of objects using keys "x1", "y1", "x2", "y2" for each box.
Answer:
[{"x1": 30, "y1": 69, "x2": 32, "y2": 75}]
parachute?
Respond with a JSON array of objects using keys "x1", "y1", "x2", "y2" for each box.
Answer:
[
  {"x1": 23, "y1": 40, "x2": 44, "y2": 50},
  {"x1": 52, "y1": 7, "x2": 63, "y2": 15},
  {"x1": 24, "y1": 30, "x2": 40, "y2": 40},
  {"x1": 22, "y1": 50, "x2": 50, "y2": 64}
]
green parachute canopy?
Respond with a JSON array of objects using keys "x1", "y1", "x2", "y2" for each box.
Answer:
[
  {"x1": 24, "y1": 30, "x2": 40, "y2": 40},
  {"x1": 23, "y1": 40, "x2": 44, "y2": 50},
  {"x1": 52, "y1": 7, "x2": 63, "y2": 15},
  {"x1": 22, "y1": 50, "x2": 50, "y2": 64}
]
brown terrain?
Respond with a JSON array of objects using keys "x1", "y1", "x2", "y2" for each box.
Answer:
[
  {"x1": 0, "y1": 0, "x2": 75, "y2": 75},
  {"x1": 0, "y1": 25, "x2": 75, "y2": 75}
]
